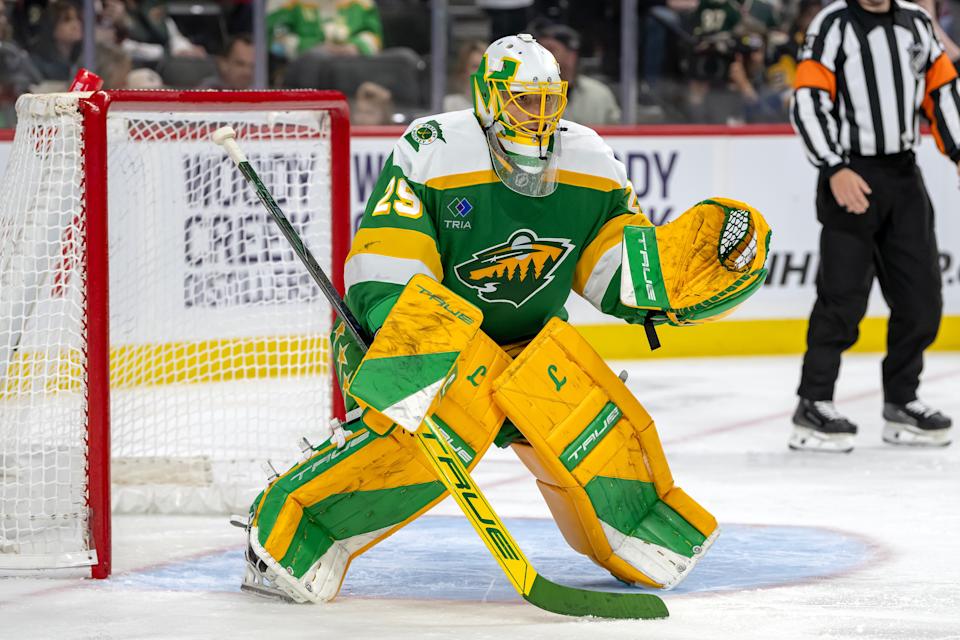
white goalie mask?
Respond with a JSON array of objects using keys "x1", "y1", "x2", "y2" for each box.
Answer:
[{"x1": 471, "y1": 34, "x2": 569, "y2": 197}]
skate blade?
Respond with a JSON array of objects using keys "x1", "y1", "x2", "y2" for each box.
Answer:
[
  {"x1": 882, "y1": 422, "x2": 952, "y2": 447},
  {"x1": 240, "y1": 581, "x2": 298, "y2": 603},
  {"x1": 788, "y1": 426, "x2": 854, "y2": 453}
]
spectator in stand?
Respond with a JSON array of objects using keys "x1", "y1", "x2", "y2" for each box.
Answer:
[
  {"x1": 126, "y1": 67, "x2": 165, "y2": 89},
  {"x1": 767, "y1": 0, "x2": 824, "y2": 88},
  {"x1": 1, "y1": 0, "x2": 42, "y2": 126},
  {"x1": 477, "y1": 0, "x2": 533, "y2": 40},
  {"x1": 641, "y1": 0, "x2": 698, "y2": 91},
  {"x1": 9, "y1": 0, "x2": 47, "y2": 49},
  {"x1": 693, "y1": 0, "x2": 781, "y2": 36},
  {"x1": 29, "y1": 1, "x2": 82, "y2": 83},
  {"x1": 197, "y1": 34, "x2": 255, "y2": 90},
  {"x1": 352, "y1": 80, "x2": 394, "y2": 125},
  {"x1": 443, "y1": 40, "x2": 486, "y2": 112},
  {"x1": 535, "y1": 24, "x2": 622, "y2": 125},
  {"x1": 266, "y1": 0, "x2": 382, "y2": 61},
  {"x1": 99, "y1": 0, "x2": 206, "y2": 66},
  {"x1": 686, "y1": 31, "x2": 787, "y2": 124},
  {"x1": 225, "y1": 0, "x2": 254, "y2": 36},
  {"x1": 95, "y1": 41, "x2": 133, "y2": 89}
]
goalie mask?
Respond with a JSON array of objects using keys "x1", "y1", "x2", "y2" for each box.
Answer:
[{"x1": 471, "y1": 34, "x2": 568, "y2": 197}]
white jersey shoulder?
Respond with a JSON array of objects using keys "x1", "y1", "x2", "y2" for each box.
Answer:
[
  {"x1": 556, "y1": 119, "x2": 628, "y2": 191},
  {"x1": 392, "y1": 110, "x2": 627, "y2": 192},
  {"x1": 391, "y1": 110, "x2": 491, "y2": 185}
]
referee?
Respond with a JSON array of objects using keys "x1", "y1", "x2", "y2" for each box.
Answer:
[{"x1": 789, "y1": 0, "x2": 957, "y2": 452}]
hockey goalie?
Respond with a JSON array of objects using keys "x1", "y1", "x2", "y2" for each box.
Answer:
[{"x1": 239, "y1": 33, "x2": 771, "y2": 603}]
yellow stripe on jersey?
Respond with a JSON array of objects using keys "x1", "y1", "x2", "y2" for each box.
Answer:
[
  {"x1": 573, "y1": 213, "x2": 651, "y2": 302},
  {"x1": 556, "y1": 170, "x2": 622, "y2": 193},
  {"x1": 424, "y1": 169, "x2": 623, "y2": 193},
  {"x1": 346, "y1": 227, "x2": 443, "y2": 279},
  {"x1": 424, "y1": 168, "x2": 628, "y2": 194},
  {"x1": 425, "y1": 170, "x2": 500, "y2": 190}
]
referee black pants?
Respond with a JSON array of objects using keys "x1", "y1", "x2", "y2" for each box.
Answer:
[{"x1": 798, "y1": 152, "x2": 943, "y2": 405}]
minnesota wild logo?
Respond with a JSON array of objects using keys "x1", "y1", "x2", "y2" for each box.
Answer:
[
  {"x1": 404, "y1": 120, "x2": 446, "y2": 152},
  {"x1": 454, "y1": 229, "x2": 574, "y2": 307}
]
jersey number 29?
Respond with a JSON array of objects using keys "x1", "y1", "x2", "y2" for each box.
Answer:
[{"x1": 372, "y1": 177, "x2": 423, "y2": 219}]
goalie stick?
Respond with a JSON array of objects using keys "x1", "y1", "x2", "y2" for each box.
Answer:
[{"x1": 212, "y1": 126, "x2": 669, "y2": 620}]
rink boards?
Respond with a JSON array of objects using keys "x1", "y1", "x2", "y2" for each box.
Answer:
[{"x1": 2, "y1": 125, "x2": 958, "y2": 357}]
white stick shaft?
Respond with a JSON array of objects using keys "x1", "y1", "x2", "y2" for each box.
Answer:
[{"x1": 212, "y1": 126, "x2": 247, "y2": 165}]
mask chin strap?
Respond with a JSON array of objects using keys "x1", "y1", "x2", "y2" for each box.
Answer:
[{"x1": 538, "y1": 126, "x2": 567, "y2": 160}]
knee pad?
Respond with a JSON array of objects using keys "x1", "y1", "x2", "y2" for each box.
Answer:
[
  {"x1": 249, "y1": 326, "x2": 510, "y2": 602},
  {"x1": 493, "y1": 318, "x2": 718, "y2": 589}
]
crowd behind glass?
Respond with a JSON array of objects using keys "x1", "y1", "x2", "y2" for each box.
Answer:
[{"x1": 2, "y1": 0, "x2": 960, "y2": 128}]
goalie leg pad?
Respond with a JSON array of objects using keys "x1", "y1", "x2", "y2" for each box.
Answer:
[
  {"x1": 248, "y1": 328, "x2": 510, "y2": 603},
  {"x1": 493, "y1": 318, "x2": 718, "y2": 589}
]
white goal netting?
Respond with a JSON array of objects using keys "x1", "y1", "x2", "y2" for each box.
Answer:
[{"x1": 0, "y1": 93, "x2": 338, "y2": 570}]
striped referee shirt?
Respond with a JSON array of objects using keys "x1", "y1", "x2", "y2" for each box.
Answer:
[{"x1": 791, "y1": 0, "x2": 960, "y2": 173}]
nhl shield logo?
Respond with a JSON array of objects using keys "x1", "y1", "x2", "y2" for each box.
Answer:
[
  {"x1": 908, "y1": 42, "x2": 926, "y2": 78},
  {"x1": 454, "y1": 229, "x2": 574, "y2": 307}
]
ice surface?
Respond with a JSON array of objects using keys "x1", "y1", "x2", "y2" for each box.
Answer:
[{"x1": 1, "y1": 353, "x2": 958, "y2": 639}]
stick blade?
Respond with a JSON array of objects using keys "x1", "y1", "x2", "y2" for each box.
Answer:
[{"x1": 524, "y1": 575, "x2": 669, "y2": 620}]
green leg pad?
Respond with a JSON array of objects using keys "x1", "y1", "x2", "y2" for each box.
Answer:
[{"x1": 585, "y1": 476, "x2": 707, "y2": 558}]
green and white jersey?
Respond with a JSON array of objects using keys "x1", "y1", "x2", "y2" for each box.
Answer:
[
  {"x1": 267, "y1": 0, "x2": 383, "y2": 55},
  {"x1": 345, "y1": 110, "x2": 651, "y2": 345}
]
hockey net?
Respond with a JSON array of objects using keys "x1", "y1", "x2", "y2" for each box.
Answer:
[{"x1": 0, "y1": 90, "x2": 349, "y2": 576}]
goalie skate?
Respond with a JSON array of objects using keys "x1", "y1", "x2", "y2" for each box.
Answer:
[
  {"x1": 789, "y1": 399, "x2": 856, "y2": 453},
  {"x1": 238, "y1": 519, "x2": 356, "y2": 604},
  {"x1": 230, "y1": 515, "x2": 295, "y2": 602},
  {"x1": 241, "y1": 541, "x2": 297, "y2": 603}
]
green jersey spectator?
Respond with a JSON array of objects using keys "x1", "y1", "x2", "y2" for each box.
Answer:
[
  {"x1": 693, "y1": 0, "x2": 780, "y2": 39},
  {"x1": 267, "y1": 0, "x2": 383, "y2": 59}
]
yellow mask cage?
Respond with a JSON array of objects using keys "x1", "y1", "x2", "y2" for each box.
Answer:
[{"x1": 492, "y1": 79, "x2": 568, "y2": 139}]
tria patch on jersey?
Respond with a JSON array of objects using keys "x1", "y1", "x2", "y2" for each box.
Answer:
[
  {"x1": 404, "y1": 120, "x2": 446, "y2": 151},
  {"x1": 444, "y1": 197, "x2": 474, "y2": 230},
  {"x1": 454, "y1": 229, "x2": 574, "y2": 307}
]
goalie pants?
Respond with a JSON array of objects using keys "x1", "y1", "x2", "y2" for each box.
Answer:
[{"x1": 799, "y1": 152, "x2": 943, "y2": 405}]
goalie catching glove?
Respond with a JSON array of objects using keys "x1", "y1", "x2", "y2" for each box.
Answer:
[{"x1": 620, "y1": 197, "x2": 771, "y2": 326}]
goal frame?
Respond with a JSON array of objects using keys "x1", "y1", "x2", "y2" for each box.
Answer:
[{"x1": 76, "y1": 89, "x2": 350, "y2": 579}]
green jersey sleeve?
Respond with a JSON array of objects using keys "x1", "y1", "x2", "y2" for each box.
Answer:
[
  {"x1": 572, "y1": 180, "x2": 656, "y2": 324},
  {"x1": 344, "y1": 150, "x2": 442, "y2": 335}
]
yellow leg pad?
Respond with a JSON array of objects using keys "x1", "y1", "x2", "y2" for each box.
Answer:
[
  {"x1": 347, "y1": 275, "x2": 483, "y2": 432},
  {"x1": 251, "y1": 327, "x2": 510, "y2": 601},
  {"x1": 493, "y1": 318, "x2": 718, "y2": 589}
]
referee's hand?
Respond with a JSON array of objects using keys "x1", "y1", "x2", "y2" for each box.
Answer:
[{"x1": 829, "y1": 168, "x2": 872, "y2": 215}]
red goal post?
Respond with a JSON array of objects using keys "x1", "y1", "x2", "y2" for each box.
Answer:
[{"x1": 0, "y1": 90, "x2": 350, "y2": 579}]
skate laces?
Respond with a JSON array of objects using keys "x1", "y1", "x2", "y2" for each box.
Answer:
[
  {"x1": 813, "y1": 401, "x2": 844, "y2": 421},
  {"x1": 905, "y1": 400, "x2": 937, "y2": 417}
]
